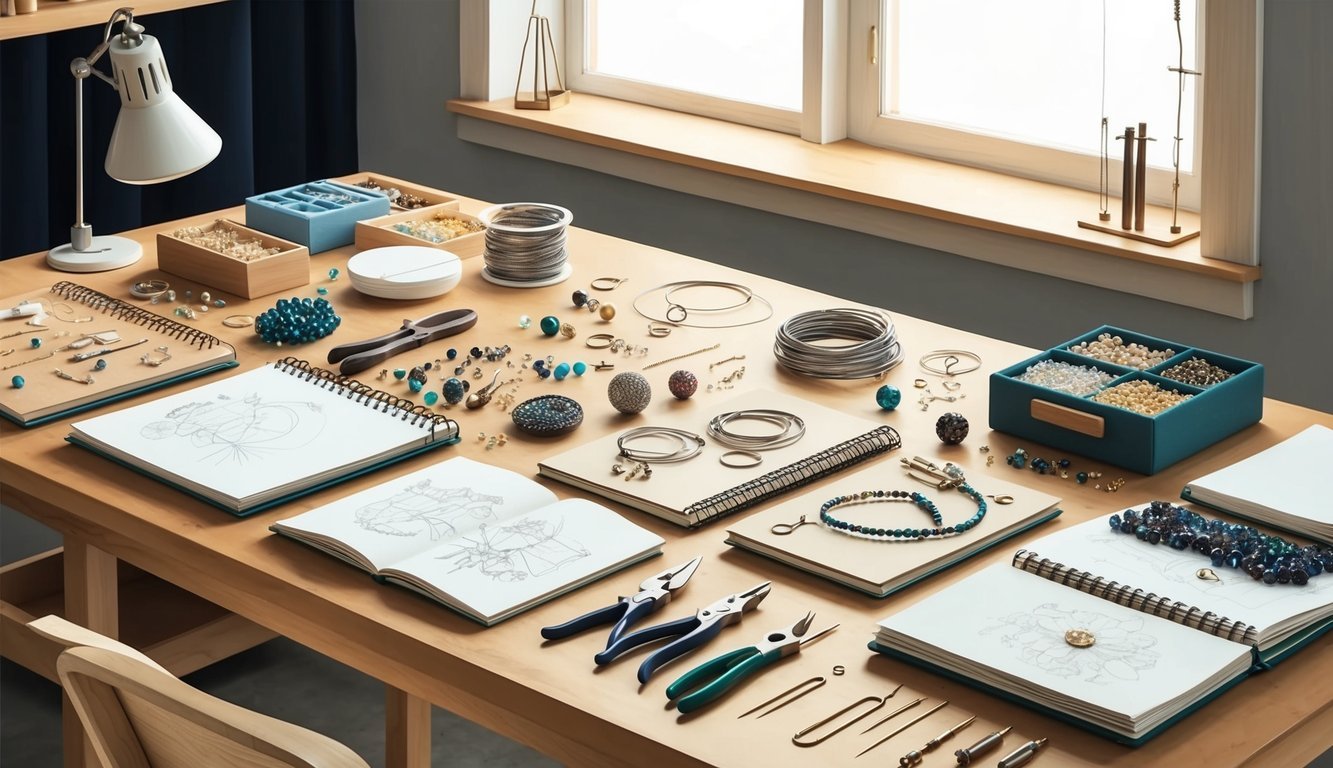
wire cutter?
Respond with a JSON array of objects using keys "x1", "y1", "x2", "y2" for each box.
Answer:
[
  {"x1": 593, "y1": 581, "x2": 772, "y2": 683},
  {"x1": 540, "y1": 556, "x2": 702, "y2": 647},
  {"x1": 326, "y1": 309, "x2": 478, "y2": 375},
  {"x1": 664, "y1": 612, "x2": 838, "y2": 715}
]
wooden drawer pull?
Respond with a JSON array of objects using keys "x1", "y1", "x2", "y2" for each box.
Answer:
[{"x1": 1031, "y1": 399, "x2": 1105, "y2": 438}]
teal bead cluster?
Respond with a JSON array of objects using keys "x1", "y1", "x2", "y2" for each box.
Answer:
[
  {"x1": 254, "y1": 297, "x2": 341, "y2": 345},
  {"x1": 818, "y1": 483, "x2": 987, "y2": 540},
  {"x1": 875, "y1": 384, "x2": 901, "y2": 411}
]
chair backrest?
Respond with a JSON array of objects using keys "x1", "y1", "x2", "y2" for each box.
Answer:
[{"x1": 31, "y1": 616, "x2": 369, "y2": 768}]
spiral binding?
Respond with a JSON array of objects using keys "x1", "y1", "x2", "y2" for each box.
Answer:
[
  {"x1": 275, "y1": 357, "x2": 458, "y2": 436},
  {"x1": 686, "y1": 425, "x2": 902, "y2": 527},
  {"x1": 50, "y1": 281, "x2": 228, "y2": 351},
  {"x1": 1010, "y1": 549, "x2": 1258, "y2": 645}
]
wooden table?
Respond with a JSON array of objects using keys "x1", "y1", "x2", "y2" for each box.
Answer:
[{"x1": 3, "y1": 175, "x2": 1330, "y2": 768}]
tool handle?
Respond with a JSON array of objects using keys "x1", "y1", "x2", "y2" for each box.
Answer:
[
  {"x1": 636, "y1": 618, "x2": 724, "y2": 683},
  {"x1": 327, "y1": 325, "x2": 411, "y2": 365},
  {"x1": 673, "y1": 649, "x2": 774, "y2": 714},
  {"x1": 594, "y1": 614, "x2": 693, "y2": 666},
  {"x1": 665, "y1": 647, "x2": 752, "y2": 701},
  {"x1": 540, "y1": 601, "x2": 625, "y2": 641},
  {"x1": 605, "y1": 597, "x2": 657, "y2": 648}
]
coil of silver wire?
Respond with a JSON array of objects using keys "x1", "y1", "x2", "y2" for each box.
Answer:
[
  {"x1": 478, "y1": 202, "x2": 573, "y2": 285},
  {"x1": 773, "y1": 307, "x2": 903, "y2": 379}
]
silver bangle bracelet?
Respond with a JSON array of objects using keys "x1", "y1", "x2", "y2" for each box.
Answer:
[{"x1": 616, "y1": 426, "x2": 706, "y2": 464}]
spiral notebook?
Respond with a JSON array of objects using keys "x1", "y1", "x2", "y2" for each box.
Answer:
[
  {"x1": 537, "y1": 389, "x2": 901, "y2": 528},
  {"x1": 870, "y1": 513, "x2": 1333, "y2": 744},
  {"x1": 0, "y1": 282, "x2": 238, "y2": 427},
  {"x1": 66, "y1": 358, "x2": 460, "y2": 516}
]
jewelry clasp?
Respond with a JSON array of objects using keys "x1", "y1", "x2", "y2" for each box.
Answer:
[
  {"x1": 900, "y1": 456, "x2": 963, "y2": 490},
  {"x1": 771, "y1": 514, "x2": 816, "y2": 536}
]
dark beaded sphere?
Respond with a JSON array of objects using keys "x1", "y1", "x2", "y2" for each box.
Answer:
[
  {"x1": 572, "y1": 289, "x2": 589, "y2": 308},
  {"x1": 875, "y1": 384, "x2": 902, "y2": 411},
  {"x1": 540, "y1": 315, "x2": 561, "y2": 336},
  {"x1": 443, "y1": 378, "x2": 469, "y2": 405},
  {"x1": 254, "y1": 297, "x2": 341, "y2": 345},
  {"x1": 668, "y1": 370, "x2": 698, "y2": 400},
  {"x1": 934, "y1": 412, "x2": 969, "y2": 445},
  {"x1": 512, "y1": 394, "x2": 585, "y2": 436}
]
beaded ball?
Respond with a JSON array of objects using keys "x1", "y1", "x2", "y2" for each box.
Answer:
[
  {"x1": 512, "y1": 394, "x2": 585, "y2": 436},
  {"x1": 935, "y1": 412, "x2": 970, "y2": 445},
  {"x1": 608, "y1": 371, "x2": 652, "y2": 414},
  {"x1": 443, "y1": 378, "x2": 470, "y2": 405},
  {"x1": 668, "y1": 370, "x2": 698, "y2": 400},
  {"x1": 875, "y1": 384, "x2": 902, "y2": 411},
  {"x1": 254, "y1": 297, "x2": 341, "y2": 345},
  {"x1": 540, "y1": 315, "x2": 561, "y2": 336}
]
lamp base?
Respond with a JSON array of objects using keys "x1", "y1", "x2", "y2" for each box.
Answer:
[{"x1": 48, "y1": 236, "x2": 144, "y2": 273}]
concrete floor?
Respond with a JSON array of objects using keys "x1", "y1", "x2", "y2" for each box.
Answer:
[{"x1": 0, "y1": 637, "x2": 560, "y2": 768}]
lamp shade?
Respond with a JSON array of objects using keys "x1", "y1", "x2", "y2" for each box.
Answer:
[{"x1": 103, "y1": 32, "x2": 221, "y2": 184}]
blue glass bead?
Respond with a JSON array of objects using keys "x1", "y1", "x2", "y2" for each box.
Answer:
[
  {"x1": 393, "y1": 369, "x2": 407, "y2": 380},
  {"x1": 554, "y1": 362, "x2": 571, "y2": 380},
  {"x1": 519, "y1": 315, "x2": 532, "y2": 329},
  {"x1": 30, "y1": 337, "x2": 41, "y2": 348},
  {"x1": 1076, "y1": 472, "x2": 1088, "y2": 484},
  {"x1": 1057, "y1": 458, "x2": 1071, "y2": 468},
  {"x1": 1146, "y1": 529, "x2": 1161, "y2": 545},
  {"x1": 328, "y1": 267, "x2": 340, "y2": 280},
  {"x1": 1226, "y1": 550, "x2": 1243, "y2": 568},
  {"x1": 93, "y1": 359, "x2": 107, "y2": 371},
  {"x1": 424, "y1": 391, "x2": 439, "y2": 406},
  {"x1": 1276, "y1": 567, "x2": 1292, "y2": 584},
  {"x1": 1210, "y1": 548, "x2": 1225, "y2": 565},
  {"x1": 447, "y1": 348, "x2": 458, "y2": 360},
  {"x1": 443, "y1": 378, "x2": 468, "y2": 404},
  {"x1": 1135, "y1": 525, "x2": 1149, "y2": 540},
  {"x1": 1291, "y1": 569, "x2": 1309, "y2": 586},
  {"x1": 1262, "y1": 569, "x2": 1278, "y2": 584},
  {"x1": 572, "y1": 361, "x2": 587, "y2": 376},
  {"x1": 533, "y1": 359, "x2": 546, "y2": 371},
  {"x1": 875, "y1": 384, "x2": 902, "y2": 411},
  {"x1": 214, "y1": 299, "x2": 227, "y2": 307},
  {"x1": 10, "y1": 375, "x2": 23, "y2": 389},
  {"x1": 317, "y1": 287, "x2": 329, "y2": 295},
  {"x1": 408, "y1": 378, "x2": 424, "y2": 393},
  {"x1": 540, "y1": 315, "x2": 561, "y2": 336},
  {"x1": 538, "y1": 367, "x2": 552, "y2": 379}
]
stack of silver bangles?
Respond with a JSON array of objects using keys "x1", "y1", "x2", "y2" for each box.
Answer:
[
  {"x1": 773, "y1": 307, "x2": 903, "y2": 379},
  {"x1": 479, "y1": 202, "x2": 572, "y2": 283}
]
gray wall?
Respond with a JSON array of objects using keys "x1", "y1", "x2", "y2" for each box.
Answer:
[{"x1": 356, "y1": 0, "x2": 1332, "y2": 414}]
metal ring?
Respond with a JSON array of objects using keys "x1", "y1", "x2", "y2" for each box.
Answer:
[
  {"x1": 221, "y1": 314, "x2": 255, "y2": 328},
  {"x1": 585, "y1": 333, "x2": 615, "y2": 349},
  {"x1": 129, "y1": 279, "x2": 169, "y2": 300},
  {"x1": 665, "y1": 304, "x2": 688, "y2": 323},
  {"x1": 648, "y1": 323, "x2": 672, "y2": 337},
  {"x1": 591, "y1": 277, "x2": 627, "y2": 291},
  {"x1": 719, "y1": 450, "x2": 763, "y2": 469}
]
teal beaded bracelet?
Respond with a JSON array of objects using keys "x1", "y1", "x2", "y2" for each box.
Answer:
[{"x1": 818, "y1": 483, "x2": 987, "y2": 540}]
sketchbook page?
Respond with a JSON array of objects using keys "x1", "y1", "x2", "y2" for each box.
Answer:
[
  {"x1": 271, "y1": 457, "x2": 558, "y2": 572},
  {"x1": 1020, "y1": 511, "x2": 1333, "y2": 648},
  {"x1": 69, "y1": 363, "x2": 434, "y2": 507},
  {"x1": 538, "y1": 389, "x2": 886, "y2": 522},
  {"x1": 1184, "y1": 425, "x2": 1333, "y2": 540},
  {"x1": 726, "y1": 467, "x2": 1061, "y2": 595},
  {"x1": 384, "y1": 497, "x2": 664, "y2": 623},
  {"x1": 876, "y1": 564, "x2": 1253, "y2": 736}
]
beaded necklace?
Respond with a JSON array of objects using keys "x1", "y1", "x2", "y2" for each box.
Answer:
[
  {"x1": 815, "y1": 485, "x2": 987, "y2": 540},
  {"x1": 1110, "y1": 501, "x2": 1333, "y2": 586}
]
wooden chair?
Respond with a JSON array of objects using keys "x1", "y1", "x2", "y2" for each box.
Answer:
[{"x1": 28, "y1": 615, "x2": 370, "y2": 768}]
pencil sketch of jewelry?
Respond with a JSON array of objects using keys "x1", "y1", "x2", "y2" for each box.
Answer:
[
  {"x1": 355, "y1": 481, "x2": 503, "y2": 540},
  {"x1": 982, "y1": 603, "x2": 1159, "y2": 684},
  {"x1": 138, "y1": 392, "x2": 326, "y2": 463},
  {"x1": 440, "y1": 517, "x2": 589, "y2": 582}
]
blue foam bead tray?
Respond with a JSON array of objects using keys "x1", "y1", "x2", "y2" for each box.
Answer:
[{"x1": 245, "y1": 181, "x2": 391, "y2": 254}]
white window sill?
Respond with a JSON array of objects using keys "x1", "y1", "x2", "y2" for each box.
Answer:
[{"x1": 447, "y1": 94, "x2": 1259, "y2": 319}]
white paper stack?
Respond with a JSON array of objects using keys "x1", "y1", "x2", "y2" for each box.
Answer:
[{"x1": 347, "y1": 246, "x2": 462, "y2": 300}]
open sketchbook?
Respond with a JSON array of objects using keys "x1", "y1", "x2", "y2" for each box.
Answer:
[
  {"x1": 726, "y1": 467, "x2": 1062, "y2": 597},
  {"x1": 0, "y1": 282, "x2": 236, "y2": 427},
  {"x1": 1182, "y1": 425, "x2": 1333, "y2": 544},
  {"x1": 538, "y1": 390, "x2": 900, "y2": 527},
  {"x1": 66, "y1": 359, "x2": 458, "y2": 516},
  {"x1": 271, "y1": 457, "x2": 665, "y2": 625},
  {"x1": 872, "y1": 513, "x2": 1333, "y2": 744}
]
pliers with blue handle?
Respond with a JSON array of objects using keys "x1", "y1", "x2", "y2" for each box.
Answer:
[
  {"x1": 593, "y1": 581, "x2": 772, "y2": 683},
  {"x1": 665, "y1": 612, "x2": 839, "y2": 715},
  {"x1": 540, "y1": 556, "x2": 702, "y2": 647}
]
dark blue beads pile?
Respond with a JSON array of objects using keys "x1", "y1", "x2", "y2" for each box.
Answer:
[
  {"x1": 1109, "y1": 501, "x2": 1333, "y2": 586},
  {"x1": 819, "y1": 485, "x2": 987, "y2": 540},
  {"x1": 254, "y1": 297, "x2": 340, "y2": 345}
]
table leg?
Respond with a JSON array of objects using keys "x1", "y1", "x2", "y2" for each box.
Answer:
[
  {"x1": 63, "y1": 538, "x2": 119, "y2": 768},
  {"x1": 385, "y1": 686, "x2": 432, "y2": 768}
]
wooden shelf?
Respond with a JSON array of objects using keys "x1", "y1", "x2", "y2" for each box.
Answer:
[
  {"x1": 0, "y1": 0, "x2": 225, "y2": 41},
  {"x1": 0, "y1": 548, "x2": 275, "y2": 682}
]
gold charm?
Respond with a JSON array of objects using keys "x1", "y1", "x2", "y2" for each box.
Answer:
[
  {"x1": 1196, "y1": 567, "x2": 1222, "y2": 583},
  {"x1": 1064, "y1": 628, "x2": 1096, "y2": 648}
]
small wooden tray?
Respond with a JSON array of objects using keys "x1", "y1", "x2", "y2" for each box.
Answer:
[
  {"x1": 345, "y1": 175, "x2": 461, "y2": 212},
  {"x1": 156, "y1": 219, "x2": 310, "y2": 299},
  {"x1": 354, "y1": 204, "x2": 486, "y2": 258}
]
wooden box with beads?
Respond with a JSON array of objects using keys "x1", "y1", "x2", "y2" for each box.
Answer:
[
  {"x1": 353, "y1": 203, "x2": 486, "y2": 259},
  {"x1": 989, "y1": 325, "x2": 1264, "y2": 475},
  {"x1": 156, "y1": 219, "x2": 311, "y2": 300}
]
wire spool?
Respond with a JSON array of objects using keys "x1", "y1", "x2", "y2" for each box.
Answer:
[
  {"x1": 773, "y1": 307, "x2": 903, "y2": 379},
  {"x1": 479, "y1": 202, "x2": 574, "y2": 287}
]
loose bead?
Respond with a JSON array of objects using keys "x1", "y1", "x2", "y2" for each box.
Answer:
[
  {"x1": 540, "y1": 315, "x2": 561, "y2": 336},
  {"x1": 518, "y1": 315, "x2": 532, "y2": 329},
  {"x1": 875, "y1": 384, "x2": 902, "y2": 411},
  {"x1": 10, "y1": 375, "x2": 24, "y2": 389},
  {"x1": 572, "y1": 361, "x2": 587, "y2": 376}
]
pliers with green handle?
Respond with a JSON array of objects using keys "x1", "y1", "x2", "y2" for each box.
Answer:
[{"x1": 664, "y1": 612, "x2": 838, "y2": 715}]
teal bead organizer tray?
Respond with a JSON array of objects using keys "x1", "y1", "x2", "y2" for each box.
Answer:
[
  {"x1": 245, "y1": 181, "x2": 391, "y2": 254},
  {"x1": 989, "y1": 325, "x2": 1264, "y2": 475}
]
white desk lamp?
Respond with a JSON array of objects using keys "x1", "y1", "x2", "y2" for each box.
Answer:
[{"x1": 48, "y1": 6, "x2": 222, "y2": 273}]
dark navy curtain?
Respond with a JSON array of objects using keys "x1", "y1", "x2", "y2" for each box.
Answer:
[{"x1": 0, "y1": 0, "x2": 358, "y2": 260}]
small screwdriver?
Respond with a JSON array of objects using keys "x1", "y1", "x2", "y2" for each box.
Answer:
[
  {"x1": 954, "y1": 725, "x2": 1012, "y2": 765},
  {"x1": 997, "y1": 737, "x2": 1049, "y2": 768}
]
